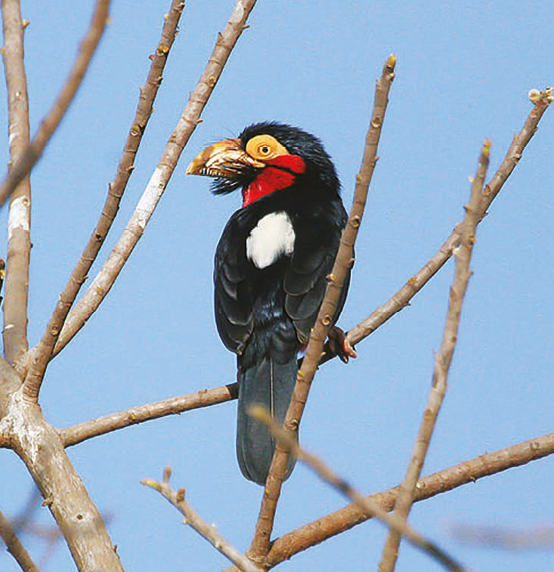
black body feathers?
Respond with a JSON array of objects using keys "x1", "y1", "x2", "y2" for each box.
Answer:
[{"x1": 210, "y1": 123, "x2": 350, "y2": 485}]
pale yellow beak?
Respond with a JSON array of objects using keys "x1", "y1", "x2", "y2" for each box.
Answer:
[{"x1": 186, "y1": 138, "x2": 264, "y2": 178}]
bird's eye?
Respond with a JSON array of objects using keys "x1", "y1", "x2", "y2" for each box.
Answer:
[{"x1": 246, "y1": 134, "x2": 290, "y2": 161}]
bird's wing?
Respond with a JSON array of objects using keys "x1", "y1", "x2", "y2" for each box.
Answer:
[
  {"x1": 284, "y1": 203, "x2": 349, "y2": 343},
  {"x1": 214, "y1": 214, "x2": 254, "y2": 355}
]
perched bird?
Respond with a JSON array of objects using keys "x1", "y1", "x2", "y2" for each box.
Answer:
[{"x1": 187, "y1": 122, "x2": 353, "y2": 485}]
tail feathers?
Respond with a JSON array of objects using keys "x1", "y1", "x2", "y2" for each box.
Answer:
[{"x1": 237, "y1": 357, "x2": 297, "y2": 485}]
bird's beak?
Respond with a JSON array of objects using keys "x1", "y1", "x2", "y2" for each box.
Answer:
[{"x1": 186, "y1": 138, "x2": 264, "y2": 178}]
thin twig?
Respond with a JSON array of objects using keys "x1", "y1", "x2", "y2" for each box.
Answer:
[
  {"x1": 336, "y1": 87, "x2": 553, "y2": 360},
  {"x1": 45, "y1": 0, "x2": 259, "y2": 365},
  {"x1": 142, "y1": 467, "x2": 263, "y2": 572},
  {"x1": 252, "y1": 406, "x2": 469, "y2": 572},
  {"x1": 1, "y1": 0, "x2": 32, "y2": 365},
  {"x1": 20, "y1": 0, "x2": 184, "y2": 394},
  {"x1": 0, "y1": 508, "x2": 40, "y2": 572},
  {"x1": 379, "y1": 140, "x2": 491, "y2": 572},
  {"x1": 0, "y1": 0, "x2": 111, "y2": 209},
  {"x1": 247, "y1": 55, "x2": 397, "y2": 564},
  {"x1": 60, "y1": 383, "x2": 237, "y2": 447},
  {"x1": 266, "y1": 431, "x2": 554, "y2": 569}
]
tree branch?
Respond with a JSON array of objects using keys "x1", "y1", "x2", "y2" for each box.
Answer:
[
  {"x1": 266, "y1": 431, "x2": 554, "y2": 569},
  {"x1": 0, "y1": 508, "x2": 40, "y2": 572},
  {"x1": 1, "y1": 0, "x2": 32, "y2": 365},
  {"x1": 379, "y1": 140, "x2": 491, "y2": 572},
  {"x1": 252, "y1": 406, "x2": 468, "y2": 572},
  {"x1": 20, "y1": 0, "x2": 184, "y2": 395},
  {"x1": 142, "y1": 467, "x2": 263, "y2": 572},
  {"x1": 247, "y1": 54, "x2": 397, "y2": 564},
  {"x1": 0, "y1": 0, "x2": 111, "y2": 210},
  {"x1": 9, "y1": 397, "x2": 124, "y2": 572},
  {"x1": 60, "y1": 383, "x2": 237, "y2": 447},
  {"x1": 337, "y1": 87, "x2": 553, "y2": 360},
  {"x1": 47, "y1": 0, "x2": 259, "y2": 363}
]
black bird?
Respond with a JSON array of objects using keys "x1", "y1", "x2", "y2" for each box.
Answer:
[{"x1": 187, "y1": 122, "x2": 354, "y2": 485}]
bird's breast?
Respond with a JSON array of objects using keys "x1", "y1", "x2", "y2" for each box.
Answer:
[{"x1": 246, "y1": 211, "x2": 295, "y2": 269}]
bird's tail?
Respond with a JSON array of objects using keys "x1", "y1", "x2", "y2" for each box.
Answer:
[{"x1": 237, "y1": 356, "x2": 297, "y2": 485}]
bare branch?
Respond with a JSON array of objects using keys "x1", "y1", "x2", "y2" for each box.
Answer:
[
  {"x1": 379, "y1": 140, "x2": 491, "y2": 572},
  {"x1": 252, "y1": 406, "x2": 469, "y2": 572},
  {"x1": 338, "y1": 87, "x2": 553, "y2": 359},
  {"x1": 21, "y1": 0, "x2": 184, "y2": 395},
  {"x1": 142, "y1": 467, "x2": 263, "y2": 572},
  {"x1": 60, "y1": 383, "x2": 237, "y2": 447},
  {"x1": 266, "y1": 431, "x2": 554, "y2": 569},
  {"x1": 1, "y1": 0, "x2": 32, "y2": 364},
  {"x1": 10, "y1": 399, "x2": 124, "y2": 572},
  {"x1": 247, "y1": 55, "x2": 397, "y2": 563},
  {"x1": 0, "y1": 0, "x2": 111, "y2": 209},
  {"x1": 0, "y1": 348, "x2": 25, "y2": 422},
  {"x1": 48, "y1": 0, "x2": 259, "y2": 362},
  {"x1": 0, "y1": 508, "x2": 40, "y2": 572}
]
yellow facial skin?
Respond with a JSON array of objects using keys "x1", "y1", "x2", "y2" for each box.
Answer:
[{"x1": 245, "y1": 134, "x2": 290, "y2": 162}]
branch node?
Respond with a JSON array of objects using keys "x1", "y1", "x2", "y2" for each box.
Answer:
[{"x1": 350, "y1": 215, "x2": 361, "y2": 228}]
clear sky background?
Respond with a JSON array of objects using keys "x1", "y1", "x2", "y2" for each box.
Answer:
[{"x1": 1, "y1": 1, "x2": 553, "y2": 571}]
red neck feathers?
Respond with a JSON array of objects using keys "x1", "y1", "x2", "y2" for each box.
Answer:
[{"x1": 242, "y1": 155, "x2": 306, "y2": 208}]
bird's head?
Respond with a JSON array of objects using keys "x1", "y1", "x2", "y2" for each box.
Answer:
[{"x1": 186, "y1": 122, "x2": 340, "y2": 208}]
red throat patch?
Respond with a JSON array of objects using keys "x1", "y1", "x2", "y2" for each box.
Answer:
[{"x1": 242, "y1": 155, "x2": 306, "y2": 208}]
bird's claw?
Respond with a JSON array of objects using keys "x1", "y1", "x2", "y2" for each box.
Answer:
[{"x1": 326, "y1": 326, "x2": 357, "y2": 363}]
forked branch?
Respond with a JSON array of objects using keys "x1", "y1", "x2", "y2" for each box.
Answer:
[
  {"x1": 379, "y1": 139, "x2": 491, "y2": 572},
  {"x1": 339, "y1": 87, "x2": 553, "y2": 358},
  {"x1": 48, "y1": 0, "x2": 259, "y2": 361},
  {"x1": 266, "y1": 431, "x2": 554, "y2": 568},
  {"x1": 247, "y1": 54, "x2": 397, "y2": 564},
  {"x1": 142, "y1": 467, "x2": 263, "y2": 572},
  {"x1": 252, "y1": 406, "x2": 468, "y2": 572},
  {"x1": 21, "y1": 0, "x2": 259, "y2": 402},
  {"x1": 21, "y1": 0, "x2": 184, "y2": 396}
]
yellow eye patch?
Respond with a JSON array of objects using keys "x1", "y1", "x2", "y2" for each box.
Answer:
[{"x1": 245, "y1": 134, "x2": 290, "y2": 162}]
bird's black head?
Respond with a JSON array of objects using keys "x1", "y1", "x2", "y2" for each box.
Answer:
[{"x1": 186, "y1": 122, "x2": 340, "y2": 207}]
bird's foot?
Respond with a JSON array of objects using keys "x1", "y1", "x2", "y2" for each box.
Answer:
[{"x1": 326, "y1": 326, "x2": 357, "y2": 363}]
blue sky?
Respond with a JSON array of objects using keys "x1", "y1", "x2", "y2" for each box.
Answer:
[{"x1": 1, "y1": 1, "x2": 553, "y2": 571}]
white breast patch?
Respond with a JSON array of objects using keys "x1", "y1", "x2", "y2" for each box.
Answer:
[{"x1": 246, "y1": 211, "x2": 295, "y2": 269}]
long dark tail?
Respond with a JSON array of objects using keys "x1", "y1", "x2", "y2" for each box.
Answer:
[{"x1": 237, "y1": 356, "x2": 297, "y2": 485}]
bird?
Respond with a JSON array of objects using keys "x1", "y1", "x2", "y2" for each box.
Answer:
[{"x1": 186, "y1": 122, "x2": 354, "y2": 485}]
